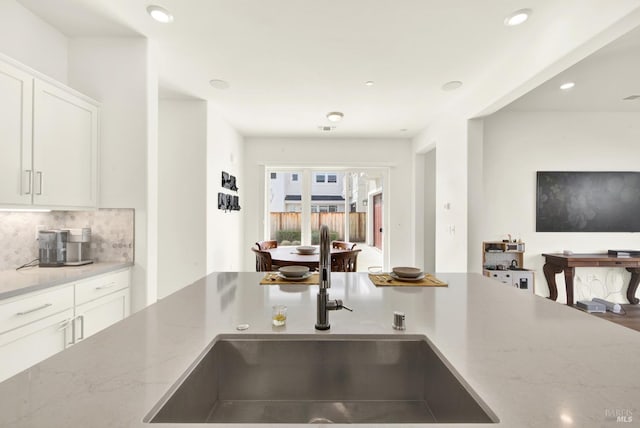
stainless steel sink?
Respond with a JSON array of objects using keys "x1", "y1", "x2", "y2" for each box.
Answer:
[{"x1": 145, "y1": 335, "x2": 497, "y2": 424}]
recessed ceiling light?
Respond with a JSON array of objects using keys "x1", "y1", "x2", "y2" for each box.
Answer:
[
  {"x1": 441, "y1": 81, "x2": 463, "y2": 91},
  {"x1": 209, "y1": 79, "x2": 230, "y2": 90},
  {"x1": 559, "y1": 81, "x2": 575, "y2": 90},
  {"x1": 147, "y1": 5, "x2": 174, "y2": 23},
  {"x1": 504, "y1": 8, "x2": 531, "y2": 26},
  {"x1": 365, "y1": 81, "x2": 375, "y2": 86},
  {"x1": 326, "y1": 112, "x2": 344, "y2": 122}
]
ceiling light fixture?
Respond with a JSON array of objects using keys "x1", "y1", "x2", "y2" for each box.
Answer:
[
  {"x1": 504, "y1": 9, "x2": 531, "y2": 26},
  {"x1": 442, "y1": 81, "x2": 463, "y2": 91},
  {"x1": 209, "y1": 79, "x2": 230, "y2": 90},
  {"x1": 326, "y1": 112, "x2": 344, "y2": 122},
  {"x1": 365, "y1": 81, "x2": 375, "y2": 86},
  {"x1": 560, "y1": 81, "x2": 575, "y2": 90},
  {"x1": 147, "y1": 5, "x2": 174, "y2": 23}
]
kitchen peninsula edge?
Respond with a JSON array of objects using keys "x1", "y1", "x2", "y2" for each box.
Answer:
[{"x1": 0, "y1": 272, "x2": 637, "y2": 427}]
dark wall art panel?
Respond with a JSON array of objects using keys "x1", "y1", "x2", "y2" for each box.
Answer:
[{"x1": 536, "y1": 171, "x2": 640, "y2": 232}]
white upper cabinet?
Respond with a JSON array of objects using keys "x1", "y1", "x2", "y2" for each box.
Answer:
[
  {"x1": 0, "y1": 60, "x2": 33, "y2": 205},
  {"x1": 0, "y1": 55, "x2": 99, "y2": 209},
  {"x1": 32, "y1": 80, "x2": 98, "y2": 208}
]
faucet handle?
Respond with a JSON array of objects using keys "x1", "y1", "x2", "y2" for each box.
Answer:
[{"x1": 326, "y1": 299, "x2": 353, "y2": 312}]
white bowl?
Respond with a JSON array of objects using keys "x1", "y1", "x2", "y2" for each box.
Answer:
[
  {"x1": 279, "y1": 265, "x2": 310, "y2": 278},
  {"x1": 296, "y1": 246, "x2": 316, "y2": 255},
  {"x1": 392, "y1": 266, "x2": 423, "y2": 278}
]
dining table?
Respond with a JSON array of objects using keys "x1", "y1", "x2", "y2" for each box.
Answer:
[{"x1": 266, "y1": 246, "x2": 349, "y2": 270}]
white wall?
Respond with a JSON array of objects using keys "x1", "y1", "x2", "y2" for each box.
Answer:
[
  {"x1": 207, "y1": 107, "x2": 244, "y2": 272},
  {"x1": 0, "y1": 0, "x2": 67, "y2": 83},
  {"x1": 243, "y1": 137, "x2": 413, "y2": 271},
  {"x1": 68, "y1": 37, "x2": 155, "y2": 311},
  {"x1": 423, "y1": 149, "x2": 436, "y2": 273},
  {"x1": 157, "y1": 100, "x2": 207, "y2": 298},
  {"x1": 476, "y1": 111, "x2": 640, "y2": 303},
  {"x1": 414, "y1": 115, "x2": 469, "y2": 272}
]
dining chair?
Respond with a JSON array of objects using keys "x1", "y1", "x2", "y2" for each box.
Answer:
[
  {"x1": 331, "y1": 240, "x2": 357, "y2": 250},
  {"x1": 331, "y1": 249, "x2": 362, "y2": 272},
  {"x1": 256, "y1": 240, "x2": 278, "y2": 250},
  {"x1": 251, "y1": 247, "x2": 274, "y2": 271}
]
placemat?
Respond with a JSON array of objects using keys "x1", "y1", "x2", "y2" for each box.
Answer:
[
  {"x1": 260, "y1": 272, "x2": 319, "y2": 285},
  {"x1": 368, "y1": 273, "x2": 448, "y2": 287}
]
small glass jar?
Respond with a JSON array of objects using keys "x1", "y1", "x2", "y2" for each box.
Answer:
[{"x1": 272, "y1": 305, "x2": 287, "y2": 326}]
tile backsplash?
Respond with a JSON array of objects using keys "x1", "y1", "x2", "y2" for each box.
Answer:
[{"x1": 0, "y1": 209, "x2": 134, "y2": 271}]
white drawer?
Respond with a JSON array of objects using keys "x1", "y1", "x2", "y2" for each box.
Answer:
[
  {"x1": 0, "y1": 286, "x2": 74, "y2": 335},
  {"x1": 75, "y1": 269, "x2": 130, "y2": 305}
]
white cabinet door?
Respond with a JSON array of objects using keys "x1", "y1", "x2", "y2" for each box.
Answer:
[
  {"x1": 74, "y1": 288, "x2": 130, "y2": 342},
  {"x1": 32, "y1": 79, "x2": 98, "y2": 208},
  {"x1": 0, "y1": 60, "x2": 33, "y2": 205},
  {"x1": 0, "y1": 309, "x2": 74, "y2": 382}
]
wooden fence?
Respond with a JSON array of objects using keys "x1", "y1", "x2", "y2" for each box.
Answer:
[{"x1": 270, "y1": 212, "x2": 367, "y2": 242}]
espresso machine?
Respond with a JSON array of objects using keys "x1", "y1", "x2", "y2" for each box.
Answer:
[{"x1": 38, "y1": 228, "x2": 93, "y2": 267}]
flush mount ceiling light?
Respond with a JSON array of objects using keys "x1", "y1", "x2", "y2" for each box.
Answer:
[
  {"x1": 441, "y1": 81, "x2": 463, "y2": 91},
  {"x1": 147, "y1": 5, "x2": 174, "y2": 23},
  {"x1": 365, "y1": 81, "x2": 375, "y2": 86},
  {"x1": 560, "y1": 81, "x2": 575, "y2": 90},
  {"x1": 209, "y1": 79, "x2": 230, "y2": 90},
  {"x1": 326, "y1": 112, "x2": 344, "y2": 122},
  {"x1": 504, "y1": 8, "x2": 531, "y2": 26}
]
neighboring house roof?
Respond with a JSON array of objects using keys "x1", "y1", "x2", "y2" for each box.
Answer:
[{"x1": 285, "y1": 195, "x2": 345, "y2": 201}]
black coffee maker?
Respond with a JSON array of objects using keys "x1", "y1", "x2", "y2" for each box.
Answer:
[{"x1": 38, "y1": 230, "x2": 69, "y2": 267}]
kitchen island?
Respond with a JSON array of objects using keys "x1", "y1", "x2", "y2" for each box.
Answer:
[{"x1": 0, "y1": 272, "x2": 638, "y2": 427}]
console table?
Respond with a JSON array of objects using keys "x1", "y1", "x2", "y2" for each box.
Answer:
[{"x1": 542, "y1": 253, "x2": 640, "y2": 306}]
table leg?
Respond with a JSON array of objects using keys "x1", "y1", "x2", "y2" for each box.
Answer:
[
  {"x1": 563, "y1": 267, "x2": 575, "y2": 306},
  {"x1": 543, "y1": 262, "x2": 563, "y2": 301},
  {"x1": 626, "y1": 268, "x2": 640, "y2": 305}
]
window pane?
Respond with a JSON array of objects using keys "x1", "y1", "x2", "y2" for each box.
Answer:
[
  {"x1": 292, "y1": 173, "x2": 298, "y2": 181},
  {"x1": 310, "y1": 171, "x2": 345, "y2": 243},
  {"x1": 268, "y1": 171, "x2": 301, "y2": 245}
]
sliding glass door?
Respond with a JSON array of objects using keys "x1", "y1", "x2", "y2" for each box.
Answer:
[{"x1": 266, "y1": 167, "x2": 385, "y2": 269}]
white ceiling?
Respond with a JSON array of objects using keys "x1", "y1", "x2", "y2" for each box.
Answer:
[
  {"x1": 504, "y1": 25, "x2": 640, "y2": 112},
  {"x1": 17, "y1": 0, "x2": 640, "y2": 137}
]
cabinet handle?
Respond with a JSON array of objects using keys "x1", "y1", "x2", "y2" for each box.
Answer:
[
  {"x1": 95, "y1": 282, "x2": 117, "y2": 290},
  {"x1": 36, "y1": 171, "x2": 43, "y2": 195},
  {"x1": 16, "y1": 303, "x2": 52, "y2": 316},
  {"x1": 24, "y1": 170, "x2": 33, "y2": 195},
  {"x1": 76, "y1": 315, "x2": 85, "y2": 341},
  {"x1": 56, "y1": 318, "x2": 75, "y2": 346}
]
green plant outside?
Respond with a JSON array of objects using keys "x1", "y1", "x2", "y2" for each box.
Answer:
[{"x1": 275, "y1": 230, "x2": 339, "y2": 244}]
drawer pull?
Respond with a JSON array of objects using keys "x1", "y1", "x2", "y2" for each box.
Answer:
[
  {"x1": 95, "y1": 282, "x2": 117, "y2": 290},
  {"x1": 17, "y1": 303, "x2": 52, "y2": 316}
]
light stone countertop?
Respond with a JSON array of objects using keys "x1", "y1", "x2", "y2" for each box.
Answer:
[
  {"x1": 0, "y1": 272, "x2": 638, "y2": 427},
  {"x1": 0, "y1": 261, "x2": 134, "y2": 300}
]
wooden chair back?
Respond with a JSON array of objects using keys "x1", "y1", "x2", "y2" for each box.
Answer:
[
  {"x1": 331, "y1": 249, "x2": 361, "y2": 272},
  {"x1": 256, "y1": 240, "x2": 278, "y2": 250},
  {"x1": 331, "y1": 240, "x2": 357, "y2": 250},
  {"x1": 251, "y1": 247, "x2": 273, "y2": 271}
]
